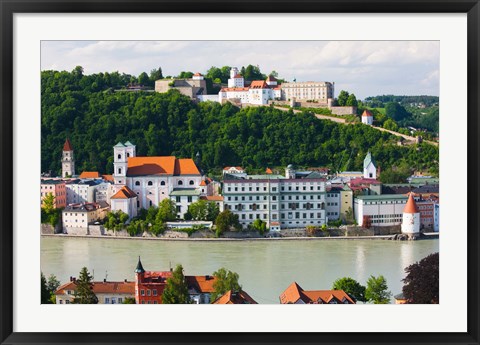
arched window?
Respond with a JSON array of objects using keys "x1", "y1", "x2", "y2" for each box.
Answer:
[
  {"x1": 189, "y1": 180, "x2": 194, "y2": 185},
  {"x1": 127, "y1": 153, "x2": 130, "y2": 157},
  {"x1": 160, "y1": 181, "x2": 166, "y2": 186},
  {"x1": 117, "y1": 154, "x2": 121, "y2": 160},
  {"x1": 118, "y1": 168, "x2": 122, "y2": 174},
  {"x1": 148, "y1": 181, "x2": 153, "y2": 186},
  {"x1": 135, "y1": 181, "x2": 140, "y2": 186},
  {"x1": 178, "y1": 180, "x2": 183, "y2": 186}
]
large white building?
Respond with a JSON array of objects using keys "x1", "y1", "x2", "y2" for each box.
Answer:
[
  {"x1": 111, "y1": 141, "x2": 203, "y2": 219},
  {"x1": 62, "y1": 201, "x2": 110, "y2": 234},
  {"x1": 65, "y1": 179, "x2": 99, "y2": 205},
  {"x1": 223, "y1": 167, "x2": 327, "y2": 229},
  {"x1": 280, "y1": 81, "x2": 334, "y2": 103},
  {"x1": 354, "y1": 194, "x2": 408, "y2": 227}
]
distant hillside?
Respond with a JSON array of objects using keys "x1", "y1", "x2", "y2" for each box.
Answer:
[{"x1": 41, "y1": 70, "x2": 439, "y2": 176}]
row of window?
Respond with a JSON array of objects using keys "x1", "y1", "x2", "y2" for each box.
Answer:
[
  {"x1": 364, "y1": 200, "x2": 406, "y2": 205},
  {"x1": 134, "y1": 180, "x2": 196, "y2": 186},
  {"x1": 237, "y1": 212, "x2": 324, "y2": 221},
  {"x1": 369, "y1": 214, "x2": 402, "y2": 219},
  {"x1": 227, "y1": 194, "x2": 323, "y2": 202},
  {"x1": 226, "y1": 203, "x2": 325, "y2": 211},
  {"x1": 140, "y1": 289, "x2": 158, "y2": 296},
  {"x1": 226, "y1": 185, "x2": 323, "y2": 192}
]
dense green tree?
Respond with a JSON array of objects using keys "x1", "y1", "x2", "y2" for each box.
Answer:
[
  {"x1": 187, "y1": 200, "x2": 220, "y2": 221},
  {"x1": 215, "y1": 209, "x2": 241, "y2": 236},
  {"x1": 365, "y1": 275, "x2": 391, "y2": 304},
  {"x1": 211, "y1": 268, "x2": 241, "y2": 302},
  {"x1": 242, "y1": 64, "x2": 266, "y2": 81},
  {"x1": 41, "y1": 272, "x2": 51, "y2": 304},
  {"x1": 162, "y1": 264, "x2": 190, "y2": 304},
  {"x1": 122, "y1": 297, "x2": 136, "y2": 304},
  {"x1": 332, "y1": 277, "x2": 366, "y2": 303},
  {"x1": 156, "y1": 198, "x2": 177, "y2": 222},
  {"x1": 251, "y1": 219, "x2": 267, "y2": 235},
  {"x1": 72, "y1": 267, "x2": 98, "y2": 304},
  {"x1": 104, "y1": 210, "x2": 129, "y2": 231},
  {"x1": 177, "y1": 71, "x2": 194, "y2": 79},
  {"x1": 402, "y1": 252, "x2": 439, "y2": 304},
  {"x1": 346, "y1": 93, "x2": 358, "y2": 107},
  {"x1": 149, "y1": 67, "x2": 163, "y2": 82},
  {"x1": 383, "y1": 118, "x2": 398, "y2": 131},
  {"x1": 337, "y1": 90, "x2": 350, "y2": 106},
  {"x1": 385, "y1": 102, "x2": 410, "y2": 121},
  {"x1": 137, "y1": 72, "x2": 150, "y2": 86}
]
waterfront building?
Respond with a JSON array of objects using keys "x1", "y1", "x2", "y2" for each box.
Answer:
[
  {"x1": 55, "y1": 277, "x2": 135, "y2": 304},
  {"x1": 339, "y1": 184, "x2": 353, "y2": 222},
  {"x1": 185, "y1": 275, "x2": 217, "y2": 304},
  {"x1": 416, "y1": 196, "x2": 438, "y2": 230},
  {"x1": 280, "y1": 81, "x2": 334, "y2": 103},
  {"x1": 40, "y1": 179, "x2": 66, "y2": 209},
  {"x1": 199, "y1": 195, "x2": 224, "y2": 212},
  {"x1": 325, "y1": 185, "x2": 341, "y2": 221},
  {"x1": 361, "y1": 109, "x2": 374, "y2": 125},
  {"x1": 111, "y1": 141, "x2": 202, "y2": 219},
  {"x1": 354, "y1": 194, "x2": 408, "y2": 227},
  {"x1": 110, "y1": 186, "x2": 138, "y2": 219},
  {"x1": 62, "y1": 201, "x2": 109, "y2": 234},
  {"x1": 223, "y1": 167, "x2": 326, "y2": 229},
  {"x1": 65, "y1": 179, "x2": 99, "y2": 205},
  {"x1": 212, "y1": 290, "x2": 258, "y2": 304},
  {"x1": 401, "y1": 193, "x2": 420, "y2": 235},
  {"x1": 94, "y1": 181, "x2": 115, "y2": 204},
  {"x1": 279, "y1": 282, "x2": 355, "y2": 304},
  {"x1": 61, "y1": 138, "x2": 75, "y2": 178}
]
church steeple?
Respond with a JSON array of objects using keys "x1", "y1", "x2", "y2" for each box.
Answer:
[
  {"x1": 135, "y1": 256, "x2": 145, "y2": 273},
  {"x1": 62, "y1": 138, "x2": 75, "y2": 178}
]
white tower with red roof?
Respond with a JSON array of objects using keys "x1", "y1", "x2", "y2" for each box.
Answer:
[
  {"x1": 62, "y1": 138, "x2": 75, "y2": 178},
  {"x1": 401, "y1": 193, "x2": 420, "y2": 235},
  {"x1": 228, "y1": 67, "x2": 244, "y2": 88},
  {"x1": 362, "y1": 109, "x2": 374, "y2": 125}
]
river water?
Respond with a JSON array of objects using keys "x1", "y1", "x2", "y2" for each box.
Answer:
[{"x1": 41, "y1": 237, "x2": 439, "y2": 304}]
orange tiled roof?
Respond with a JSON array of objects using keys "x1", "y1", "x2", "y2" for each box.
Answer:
[
  {"x1": 213, "y1": 290, "x2": 258, "y2": 304},
  {"x1": 102, "y1": 174, "x2": 114, "y2": 182},
  {"x1": 220, "y1": 87, "x2": 249, "y2": 92},
  {"x1": 127, "y1": 156, "x2": 176, "y2": 176},
  {"x1": 200, "y1": 195, "x2": 224, "y2": 202},
  {"x1": 55, "y1": 281, "x2": 135, "y2": 295},
  {"x1": 111, "y1": 186, "x2": 137, "y2": 200},
  {"x1": 193, "y1": 72, "x2": 203, "y2": 76},
  {"x1": 175, "y1": 159, "x2": 201, "y2": 175},
  {"x1": 404, "y1": 193, "x2": 419, "y2": 213},
  {"x1": 63, "y1": 138, "x2": 73, "y2": 151},
  {"x1": 362, "y1": 109, "x2": 373, "y2": 117},
  {"x1": 223, "y1": 166, "x2": 244, "y2": 171},
  {"x1": 200, "y1": 180, "x2": 207, "y2": 186},
  {"x1": 79, "y1": 171, "x2": 100, "y2": 179},
  {"x1": 279, "y1": 282, "x2": 355, "y2": 304},
  {"x1": 185, "y1": 275, "x2": 217, "y2": 293},
  {"x1": 265, "y1": 168, "x2": 273, "y2": 174},
  {"x1": 249, "y1": 80, "x2": 268, "y2": 89},
  {"x1": 233, "y1": 74, "x2": 243, "y2": 78}
]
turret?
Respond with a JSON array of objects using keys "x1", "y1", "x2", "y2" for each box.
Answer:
[
  {"x1": 285, "y1": 164, "x2": 296, "y2": 179},
  {"x1": 62, "y1": 138, "x2": 75, "y2": 178},
  {"x1": 401, "y1": 193, "x2": 420, "y2": 236},
  {"x1": 363, "y1": 151, "x2": 376, "y2": 179}
]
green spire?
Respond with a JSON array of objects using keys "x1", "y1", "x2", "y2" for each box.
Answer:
[
  {"x1": 135, "y1": 256, "x2": 145, "y2": 273},
  {"x1": 363, "y1": 151, "x2": 376, "y2": 170}
]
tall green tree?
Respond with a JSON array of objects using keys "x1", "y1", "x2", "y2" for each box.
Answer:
[
  {"x1": 402, "y1": 252, "x2": 439, "y2": 304},
  {"x1": 365, "y1": 275, "x2": 391, "y2": 304},
  {"x1": 346, "y1": 93, "x2": 358, "y2": 107},
  {"x1": 385, "y1": 102, "x2": 410, "y2": 121},
  {"x1": 162, "y1": 264, "x2": 190, "y2": 304},
  {"x1": 41, "y1": 272, "x2": 51, "y2": 304},
  {"x1": 211, "y1": 268, "x2": 241, "y2": 302},
  {"x1": 149, "y1": 67, "x2": 163, "y2": 82},
  {"x1": 332, "y1": 277, "x2": 366, "y2": 303},
  {"x1": 337, "y1": 90, "x2": 350, "y2": 106},
  {"x1": 72, "y1": 267, "x2": 98, "y2": 304},
  {"x1": 156, "y1": 198, "x2": 177, "y2": 222},
  {"x1": 215, "y1": 209, "x2": 241, "y2": 237}
]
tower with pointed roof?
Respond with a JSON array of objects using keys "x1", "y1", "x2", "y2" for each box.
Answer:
[
  {"x1": 113, "y1": 141, "x2": 136, "y2": 186},
  {"x1": 363, "y1": 151, "x2": 376, "y2": 179},
  {"x1": 134, "y1": 256, "x2": 145, "y2": 304},
  {"x1": 361, "y1": 109, "x2": 374, "y2": 125},
  {"x1": 62, "y1": 138, "x2": 75, "y2": 178},
  {"x1": 401, "y1": 193, "x2": 420, "y2": 235}
]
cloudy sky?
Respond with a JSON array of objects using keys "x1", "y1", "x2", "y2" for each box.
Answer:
[{"x1": 41, "y1": 41, "x2": 439, "y2": 99}]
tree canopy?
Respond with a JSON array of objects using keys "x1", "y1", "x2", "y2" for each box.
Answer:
[
  {"x1": 402, "y1": 252, "x2": 439, "y2": 304},
  {"x1": 332, "y1": 277, "x2": 366, "y2": 303},
  {"x1": 162, "y1": 264, "x2": 190, "y2": 304},
  {"x1": 365, "y1": 275, "x2": 391, "y2": 304},
  {"x1": 211, "y1": 268, "x2": 241, "y2": 302},
  {"x1": 72, "y1": 267, "x2": 98, "y2": 304}
]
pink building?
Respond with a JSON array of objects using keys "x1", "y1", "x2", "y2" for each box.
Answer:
[
  {"x1": 41, "y1": 179, "x2": 66, "y2": 209},
  {"x1": 416, "y1": 196, "x2": 438, "y2": 230}
]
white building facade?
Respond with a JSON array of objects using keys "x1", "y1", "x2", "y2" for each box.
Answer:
[
  {"x1": 354, "y1": 195, "x2": 408, "y2": 227},
  {"x1": 280, "y1": 81, "x2": 334, "y2": 102},
  {"x1": 223, "y1": 175, "x2": 326, "y2": 229}
]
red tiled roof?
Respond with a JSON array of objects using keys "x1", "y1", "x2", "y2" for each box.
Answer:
[
  {"x1": 362, "y1": 109, "x2": 373, "y2": 117},
  {"x1": 126, "y1": 156, "x2": 200, "y2": 176},
  {"x1": 200, "y1": 180, "x2": 207, "y2": 186},
  {"x1": 111, "y1": 186, "x2": 137, "y2": 200},
  {"x1": 404, "y1": 193, "x2": 419, "y2": 213},
  {"x1": 213, "y1": 290, "x2": 258, "y2": 304},
  {"x1": 265, "y1": 168, "x2": 273, "y2": 174},
  {"x1": 220, "y1": 87, "x2": 249, "y2": 92},
  {"x1": 279, "y1": 282, "x2": 355, "y2": 304},
  {"x1": 233, "y1": 74, "x2": 243, "y2": 78},
  {"x1": 79, "y1": 171, "x2": 100, "y2": 179},
  {"x1": 63, "y1": 138, "x2": 73, "y2": 151},
  {"x1": 102, "y1": 174, "x2": 114, "y2": 182},
  {"x1": 266, "y1": 75, "x2": 277, "y2": 82},
  {"x1": 249, "y1": 80, "x2": 268, "y2": 89},
  {"x1": 55, "y1": 281, "x2": 135, "y2": 295},
  {"x1": 193, "y1": 72, "x2": 203, "y2": 76},
  {"x1": 185, "y1": 275, "x2": 217, "y2": 293},
  {"x1": 175, "y1": 158, "x2": 201, "y2": 175},
  {"x1": 223, "y1": 166, "x2": 244, "y2": 171}
]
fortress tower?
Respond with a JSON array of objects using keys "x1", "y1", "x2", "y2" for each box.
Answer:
[
  {"x1": 401, "y1": 193, "x2": 420, "y2": 236},
  {"x1": 61, "y1": 138, "x2": 75, "y2": 178}
]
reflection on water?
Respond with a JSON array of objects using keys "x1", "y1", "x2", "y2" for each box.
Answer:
[{"x1": 41, "y1": 237, "x2": 439, "y2": 304}]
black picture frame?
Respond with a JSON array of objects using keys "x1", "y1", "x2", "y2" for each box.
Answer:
[{"x1": 1, "y1": 1, "x2": 479, "y2": 344}]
